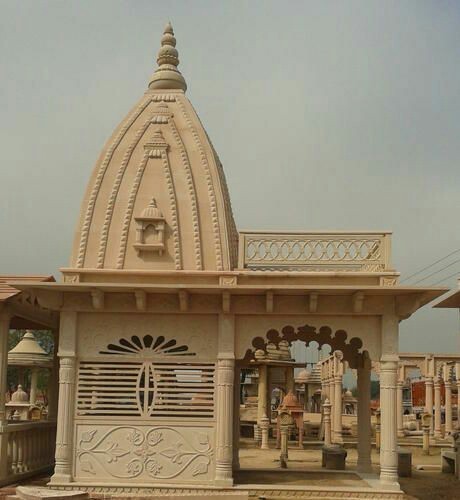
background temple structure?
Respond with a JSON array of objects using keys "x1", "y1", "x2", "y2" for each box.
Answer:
[{"x1": 0, "y1": 23, "x2": 458, "y2": 499}]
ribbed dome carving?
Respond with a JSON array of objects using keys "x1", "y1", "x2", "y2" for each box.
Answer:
[{"x1": 70, "y1": 24, "x2": 238, "y2": 273}]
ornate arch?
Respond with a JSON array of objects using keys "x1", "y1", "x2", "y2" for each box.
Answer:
[{"x1": 242, "y1": 324, "x2": 363, "y2": 369}]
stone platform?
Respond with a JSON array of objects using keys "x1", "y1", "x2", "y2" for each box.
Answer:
[{"x1": 48, "y1": 469, "x2": 403, "y2": 500}]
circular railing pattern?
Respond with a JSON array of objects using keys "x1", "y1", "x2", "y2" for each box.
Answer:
[{"x1": 246, "y1": 238, "x2": 381, "y2": 263}]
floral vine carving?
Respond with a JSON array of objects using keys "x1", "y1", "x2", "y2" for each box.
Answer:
[{"x1": 77, "y1": 426, "x2": 213, "y2": 480}]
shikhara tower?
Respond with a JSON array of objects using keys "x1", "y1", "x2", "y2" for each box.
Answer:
[{"x1": 70, "y1": 22, "x2": 238, "y2": 276}]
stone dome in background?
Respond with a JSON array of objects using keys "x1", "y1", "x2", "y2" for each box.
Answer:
[
  {"x1": 8, "y1": 331, "x2": 52, "y2": 367},
  {"x1": 11, "y1": 385, "x2": 29, "y2": 404},
  {"x1": 68, "y1": 23, "x2": 238, "y2": 276}
]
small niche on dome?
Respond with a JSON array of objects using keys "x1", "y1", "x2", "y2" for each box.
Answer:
[{"x1": 134, "y1": 198, "x2": 166, "y2": 256}]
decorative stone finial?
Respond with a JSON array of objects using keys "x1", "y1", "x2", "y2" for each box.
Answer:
[
  {"x1": 141, "y1": 198, "x2": 164, "y2": 220},
  {"x1": 149, "y1": 22, "x2": 187, "y2": 92}
]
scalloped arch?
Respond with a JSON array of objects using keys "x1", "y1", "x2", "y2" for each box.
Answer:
[{"x1": 243, "y1": 324, "x2": 363, "y2": 368}]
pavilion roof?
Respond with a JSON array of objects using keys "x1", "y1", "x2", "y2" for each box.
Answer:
[
  {"x1": 0, "y1": 275, "x2": 55, "y2": 302},
  {"x1": 432, "y1": 287, "x2": 460, "y2": 308}
]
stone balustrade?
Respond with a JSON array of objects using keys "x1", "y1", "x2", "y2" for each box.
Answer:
[
  {"x1": 238, "y1": 231, "x2": 392, "y2": 272},
  {"x1": 1, "y1": 420, "x2": 56, "y2": 484}
]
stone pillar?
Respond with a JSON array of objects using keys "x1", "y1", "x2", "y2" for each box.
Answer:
[
  {"x1": 17, "y1": 368, "x2": 25, "y2": 388},
  {"x1": 29, "y1": 367, "x2": 39, "y2": 406},
  {"x1": 379, "y1": 356, "x2": 399, "y2": 485},
  {"x1": 50, "y1": 311, "x2": 77, "y2": 484},
  {"x1": 47, "y1": 330, "x2": 59, "y2": 420},
  {"x1": 456, "y1": 363, "x2": 460, "y2": 429},
  {"x1": 51, "y1": 356, "x2": 76, "y2": 483},
  {"x1": 332, "y1": 351, "x2": 344, "y2": 445},
  {"x1": 0, "y1": 309, "x2": 10, "y2": 424},
  {"x1": 232, "y1": 365, "x2": 240, "y2": 471},
  {"x1": 256, "y1": 364, "x2": 268, "y2": 441},
  {"x1": 421, "y1": 413, "x2": 431, "y2": 455},
  {"x1": 375, "y1": 409, "x2": 381, "y2": 452},
  {"x1": 329, "y1": 375, "x2": 335, "y2": 439},
  {"x1": 266, "y1": 366, "x2": 271, "y2": 416},
  {"x1": 434, "y1": 377, "x2": 442, "y2": 439},
  {"x1": 260, "y1": 414, "x2": 270, "y2": 450},
  {"x1": 285, "y1": 366, "x2": 295, "y2": 393},
  {"x1": 0, "y1": 308, "x2": 11, "y2": 481},
  {"x1": 333, "y1": 374, "x2": 343, "y2": 444},
  {"x1": 424, "y1": 377, "x2": 434, "y2": 434},
  {"x1": 357, "y1": 353, "x2": 372, "y2": 473},
  {"x1": 457, "y1": 379, "x2": 460, "y2": 430},
  {"x1": 444, "y1": 380, "x2": 452, "y2": 435},
  {"x1": 323, "y1": 398, "x2": 332, "y2": 447},
  {"x1": 215, "y1": 358, "x2": 234, "y2": 485},
  {"x1": 397, "y1": 379, "x2": 404, "y2": 438}
]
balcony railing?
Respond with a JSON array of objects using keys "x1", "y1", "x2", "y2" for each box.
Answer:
[
  {"x1": 0, "y1": 420, "x2": 56, "y2": 485},
  {"x1": 238, "y1": 231, "x2": 392, "y2": 272}
]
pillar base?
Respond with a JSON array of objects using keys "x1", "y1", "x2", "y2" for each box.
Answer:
[
  {"x1": 49, "y1": 473, "x2": 72, "y2": 484},
  {"x1": 378, "y1": 479, "x2": 401, "y2": 491},
  {"x1": 332, "y1": 435, "x2": 343, "y2": 445},
  {"x1": 214, "y1": 478, "x2": 233, "y2": 487},
  {"x1": 356, "y1": 461, "x2": 373, "y2": 474}
]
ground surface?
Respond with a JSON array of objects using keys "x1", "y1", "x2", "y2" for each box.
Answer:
[{"x1": 238, "y1": 438, "x2": 459, "y2": 499}]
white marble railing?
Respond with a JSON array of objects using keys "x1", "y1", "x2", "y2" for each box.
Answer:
[
  {"x1": 1, "y1": 420, "x2": 56, "y2": 483},
  {"x1": 238, "y1": 231, "x2": 392, "y2": 272}
]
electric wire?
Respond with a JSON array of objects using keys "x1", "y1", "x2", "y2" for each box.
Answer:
[
  {"x1": 401, "y1": 247, "x2": 460, "y2": 283},
  {"x1": 431, "y1": 270, "x2": 460, "y2": 286},
  {"x1": 411, "y1": 258, "x2": 460, "y2": 285}
]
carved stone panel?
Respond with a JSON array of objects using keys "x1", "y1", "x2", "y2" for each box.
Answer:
[
  {"x1": 75, "y1": 424, "x2": 215, "y2": 483},
  {"x1": 77, "y1": 313, "x2": 218, "y2": 361}
]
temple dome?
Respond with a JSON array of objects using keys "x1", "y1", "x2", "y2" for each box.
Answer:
[
  {"x1": 296, "y1": 369, "x2": 309, "y2": 383},
  {"x1": 11, "y1": 385, "x2": 29, "y2": 404},
  {"x1": 8, "y1": 331, "x2": 52, "y2": 367},
  {"x1": 70, "y1": 23, "x2": 238, "y2": 274}
]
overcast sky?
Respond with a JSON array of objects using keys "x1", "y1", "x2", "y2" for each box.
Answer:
[{"x1": 1, "y1": 1, "x2": 459, "y2": 353}]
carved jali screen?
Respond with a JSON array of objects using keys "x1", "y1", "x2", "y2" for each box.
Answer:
[{"x1": 76, "y1": 335, "x2": 215, "y2": 419}]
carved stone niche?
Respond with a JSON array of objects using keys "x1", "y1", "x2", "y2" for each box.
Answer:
[{"x1": 134, "y1": 198, "x2": 166, "y2": 256}]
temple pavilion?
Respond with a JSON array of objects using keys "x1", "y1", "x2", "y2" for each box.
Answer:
[{"x1": 0, "y1": 23, "x2": 452, "y2": 498}]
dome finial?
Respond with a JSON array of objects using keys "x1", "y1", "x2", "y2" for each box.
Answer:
[{"x1": 149, "y1": 22, "x2": 187, "y2": 92}]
